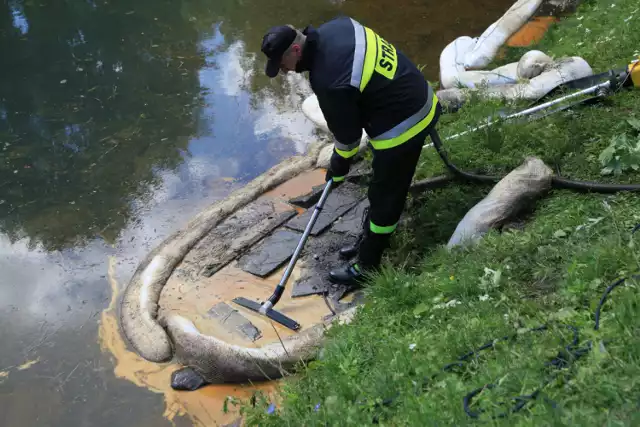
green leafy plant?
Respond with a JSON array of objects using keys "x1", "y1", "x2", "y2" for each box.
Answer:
[{"x1": 598, "y1": 118, "x2": 640, "y2": 176}]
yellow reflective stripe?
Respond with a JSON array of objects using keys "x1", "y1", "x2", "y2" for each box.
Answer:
[
  {"x1": 336, "y1": 146, "x2": 359, "y2": 159},
  {"x1": 360, "y1": 28, "x2": 377, "y2": 92},
  {"x1": 370, "y1": 221, "x2": 397, "y2": 234},
  {"x1": 369, "y1": 94, "x2": 439, "y2": 150},
  {"x1": 373, "y1": 85, "x2": 434, "y2": 140},
  {"x1": 332, "y1": 175, "x2": 345, "y2": 182}
]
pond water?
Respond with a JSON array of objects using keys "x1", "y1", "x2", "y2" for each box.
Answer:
[{"x1": 0, "y1": 0, "x2": 515, "y2": 425}]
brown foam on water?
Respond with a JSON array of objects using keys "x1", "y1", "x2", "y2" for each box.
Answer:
[
  {"x1": 99, "y1": 168, "x2": 335, "y2": 425},
  {"x1": 99, "y1": 256, "x2": 275, "y2": 426}
]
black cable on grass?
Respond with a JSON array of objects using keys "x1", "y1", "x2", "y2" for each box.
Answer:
[
  {"x1": 355, "y1": 226, "x2": 640, "y2": 423},
  {"x1": 460, "y1": 268, "x2": 639, "y2": 420},
  {"x1": 290, "y1": 225, "x2": 640, "y2": 421},
  {"x1": 594, "y1": 277, "x2": 627, "y2": 331}
]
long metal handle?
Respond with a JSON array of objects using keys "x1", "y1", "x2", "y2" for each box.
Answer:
[
  {"x1": 423, "y1": 79, "x2": 613, "y2": 148},
  {"x1": 259, "y1": 179, "x2": 334, "y2": 314}
]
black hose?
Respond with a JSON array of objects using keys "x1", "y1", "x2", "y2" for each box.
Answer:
[
  {"x1": 428, "y1": 128, "x2": 640, "y2": 192},
  {"x1": 551, "y1": 177, "x2": 640, "y2": 193}
]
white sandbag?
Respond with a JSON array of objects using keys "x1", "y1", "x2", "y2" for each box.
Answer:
[
  {"x1": 439, "y1": 36, "x2": 477, "y2": 89},
  {"x1": 489, "y1": 56, "x2": 593, "y2": 100},
  {"x1": 435, "y1": 87, "x2": 469, "y2": 111},
  {"x1": 302, "y1": 93, "x2": 331, "y2": 135},
  {"x1": 316, "y1": 144, "x2": 334, "y2": 168},
  {"x1": 516, "y1": 50, "x2": 553, "y2": 79},
  {"x1": 444, "y1": 51, "x2": 552, "y2": 90},
  {"x1": 493, "y1": 62, "x2": 520, "y2": 81},
  {"x1": 452, "y1": 68, "x2": 519, "y2": 89},
  {"x1": 437, "y1": 56, "x2": 592, "y2": 104},
  {"x1": 301, "y1": 94, "x2": 368, "y2": 145},
  {"x1": 459, "y1": 62, "x2": 521, "y2": 89},
  {"x1": 447, "y1": 157, "x2": 553, "y2": 248},
  {"x1": 464, "y1": 0, "x2": 545, "y2": 70}
]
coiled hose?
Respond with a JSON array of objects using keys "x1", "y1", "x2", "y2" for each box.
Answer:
[{"x1": 427, "y1": 128, "x2": 640, "y2": 193}]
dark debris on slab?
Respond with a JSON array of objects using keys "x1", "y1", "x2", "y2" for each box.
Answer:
[
  {"x1": 331, "y1": 198, "x2": 369, "y2": 237},
  {"x1": 291, "y1": 230, "x2": 359, "y2": 298},
  {"x1": 207, "y1": 302, "x2": 262, "y2": 341},
  {"x1": 200, "y1": 209, "x2": 297, "y2": 278},
  {"x1": 323, "y1": 288, "x2": 366, "y2": 319},
  {"x1": 285, "y1": 182, "x2": 366, "y2": 236},
  {"x1": 174, "y1": 199, "x2": 297, "y2": 281},
  {"x1": 236, "y1": 229, "x2": 302, "y2": 277},
  {"x1": 288, "y1": 161, "x2": 371, "y2": 209},
  {"x1": 288, "y1": 183, "x2": 327, "y2": 209}
]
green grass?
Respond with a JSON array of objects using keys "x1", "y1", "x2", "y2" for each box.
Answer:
[{"x1": 238, "y1": 0, "x2": 640, "y2": 425}]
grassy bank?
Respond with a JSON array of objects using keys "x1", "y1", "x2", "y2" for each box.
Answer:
[{"x1": 240, "y1": 0, "x2": 640, "y2": 425}]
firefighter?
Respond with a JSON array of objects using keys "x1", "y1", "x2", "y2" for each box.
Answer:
[{"x1": 260, "y1": 16, "x2": 442, "y2": 287}]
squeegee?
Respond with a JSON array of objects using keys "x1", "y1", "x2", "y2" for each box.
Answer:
[{"x1": 232, "y1": 179, "x2": 334, "y2": 331}]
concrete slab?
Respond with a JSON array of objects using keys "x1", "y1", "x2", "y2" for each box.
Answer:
[
  {"x1": 288, "y1": 162, "x2": 371, "y2": 208},
  {"x1": 288, "y1": 183, "x2": 326, "y2": 209},
  {"x1": 201, "y1": 208, "x2": 297, "y2": 278},
  {"x1": 207, "y1": 302, "x2": 262, "y2": 342},
  {"x1": 331, "y1": 198, "x2": 370, "y2": 236},
  {"x1": 174, "y1": 198, "x2": 297, "y2": 281},
  {"x1": 236, "y1": 229, "x2": 302, "y2": 278},
  {"x1": 291, "y1": 231, "x2": 359, "y2": 297},
  {"x1": 285, "y1": 182, "x2": 365, "y2": 237}
]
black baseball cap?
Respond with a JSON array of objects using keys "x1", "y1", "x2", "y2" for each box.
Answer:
[{"x1": 261, "y1": 25, "x2": 297, "y2": 78}]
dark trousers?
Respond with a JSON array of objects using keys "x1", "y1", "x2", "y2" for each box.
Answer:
[{"x1": 357, "y1": 102, "x2": 442, "y2": 269}]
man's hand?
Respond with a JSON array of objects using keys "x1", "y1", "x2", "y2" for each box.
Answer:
[
  {"x1": 325, "y1": 149, "x2": 351, "y2": 188},
  {"x1": 325, "y1": 167, "x2": 344, "y2": 189}
]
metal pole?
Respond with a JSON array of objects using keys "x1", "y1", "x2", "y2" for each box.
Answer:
[
  {"x1": 423, "y1": 80, "x2": 612, "y2": 148},
  {"x1": 259, "y1": 179, "x2": 334, "y2": 314}
]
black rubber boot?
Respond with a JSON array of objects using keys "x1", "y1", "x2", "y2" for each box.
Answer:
[
  {"x1": 329, "y1": 232, "x2": 390, "y2": 287},
  {"x1": 339, "y1": 207, "x2": 369, "y2": 260},
  {"x1": 357, "y1": 232, "x2": 390, "y2": 268},
  {"x1": 328, "y1": 263, "x2": 365, "y2": 287},
  {"x1": 339, "y1": 235, "x2": 362, "y2": 260}
]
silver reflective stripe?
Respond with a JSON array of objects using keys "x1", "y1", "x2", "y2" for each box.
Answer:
[
  {"x1": 335, "y1": 140, "x2": 361, "y2": 152},
  {"x1": 349, "y1": 18, "x2": 366, "y2": 89},
  {"x1": 372, "y1": 86, "x2": 434, "y2": 140}
]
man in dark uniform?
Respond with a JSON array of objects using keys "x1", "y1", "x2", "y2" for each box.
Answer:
[{"x1": 260, "y1": 16, "x2": 442, "y2": 287}]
